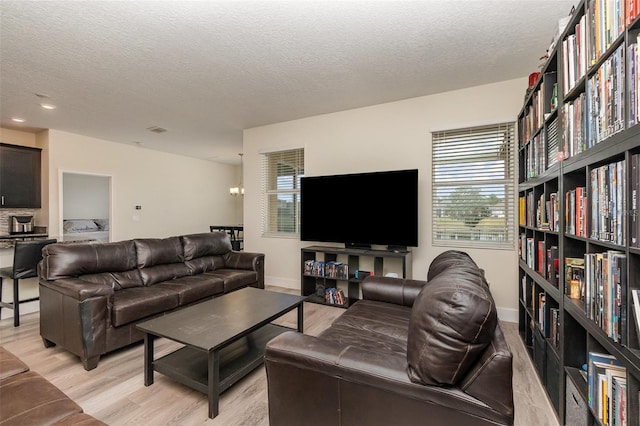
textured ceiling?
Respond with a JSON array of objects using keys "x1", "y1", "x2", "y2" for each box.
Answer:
[{"x1": 0, "y1": 0, "x2": 577, "y2": 164}]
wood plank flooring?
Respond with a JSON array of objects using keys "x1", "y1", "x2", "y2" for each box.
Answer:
[{"x1": 0, "y1": 286, "x2": 558, "y2": 425}]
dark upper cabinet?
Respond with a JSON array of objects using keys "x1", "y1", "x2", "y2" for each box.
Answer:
[{"x1": 0, "y1": 143, "x2": 42, "y2": 208}]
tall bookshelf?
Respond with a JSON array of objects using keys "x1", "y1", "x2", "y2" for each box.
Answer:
[{"x1": 518, "y1": 1, "x2": 640, "y2": 424}]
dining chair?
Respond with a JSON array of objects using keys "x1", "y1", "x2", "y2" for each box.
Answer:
[{"x1": 0, "y1": 238, "x2": 57, "y2": 326}]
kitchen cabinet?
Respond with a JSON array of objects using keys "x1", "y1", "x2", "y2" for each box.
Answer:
[{"x1": 0, "y1": 143, "x2": 41, "y2": 208}]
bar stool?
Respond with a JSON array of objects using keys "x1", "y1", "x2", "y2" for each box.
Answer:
[{"x1": 0, "y1": 238, "x2": 57, "y2": 326}]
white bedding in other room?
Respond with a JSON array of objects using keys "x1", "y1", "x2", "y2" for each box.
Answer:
[
  {"x1": 62, "y1": 219, "x2": 110, "y2": 243},
  {"x1": 61, "y1": 230, "x2": 110, "y2": 243}
]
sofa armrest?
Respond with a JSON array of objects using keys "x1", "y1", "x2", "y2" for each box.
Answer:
[
  {"x1": 459, "y1": 324, "x2": 514, "y2": 420},
  {"x1": 265, "y1": 331, "x2": 510, "y2": 425},
  {"x1": 223, "y1": 251, "x2": 265, "y2": 288},
  {"x1": 39, "y1": 278, "x2": 114, "y2": 301},
  {"x1": 361, "y1": 276, "x2": 427, "y2": 307}
]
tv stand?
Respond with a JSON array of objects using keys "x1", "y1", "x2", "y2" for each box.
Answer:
[
  {"x1": 345, "y1": 242, "x2": 371, "y2": 251},
  {"x1": 301, "y1": 245, "x2": 412, "y2": 308}
]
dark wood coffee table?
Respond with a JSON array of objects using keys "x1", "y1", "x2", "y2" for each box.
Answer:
[{"x1": 136, "y1": 287, "x2": 307, "y2": 419}]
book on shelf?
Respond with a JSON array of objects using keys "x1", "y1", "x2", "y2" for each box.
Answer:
[
  {"x1": 590, "y1": 160, "x2": 626, "y2": 245},
  {"x1": 549, "y1": 307, "x2": 560, "y2": 348},
  {"x1": 547, "y1": 116, "x2": 560, "y2": 168},
  {"x1": 604, "y1": 368, "x2": 626, "y2": 425},
  {"x1": 610, "y1": 375, "x2": 627, "y2": 426},
  {"x1": 546, "y1": 192, "x2": 559, "y2": 232},
  {"x1": 632, "y1": 154, "x2": 639, "y2": 248},
  {"x1": 632, "y1": 43, "x2": 637, "y2": 126},
  {"x1": 632, "y1": 289, "x2": 640, "y2": 346},
  {"x1": 526, "y1": 237, "x2": 535, "y2": 270},
  {"x1": 587, "y1": 351, "x2": 626, "y2": 425},
  {"x1": 546, "y1": 245, "x2": 559, "y2": 287},
  {"x1": 584, "y1": 251, "x2": 627, "y2": 343},
  {"x1": 537, "y1": 240, "x2": 546, "y2": 275},
  {"x1": 565, "y1": 257, "x2": 585, "y2": 301},
  {"x1": 586, "y1": 44, "x2": 625, "y2": 146},
  {"x1": 627, "y1": 0, "x2": 640, "y2": 25},
  {"x1": 538, "y1": 292, "x2": 546, "y2": 333},
  {"x1": 587, "y1": 0, "x2": 625, "y2": 63}
]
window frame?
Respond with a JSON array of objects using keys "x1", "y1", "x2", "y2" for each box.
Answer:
[
  {"x1": 431, "y1": 122, "x2": 516, "y2": 249},
  {"x1": 261, "y1": 148, "x2": 305, "y2": 238}
]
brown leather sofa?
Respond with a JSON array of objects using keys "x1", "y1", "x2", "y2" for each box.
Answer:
[
  {"x1": 0, "y1": 346, "x2": 106, "y2": 425},
  {"x1": 38, "y1": 231, "x2": 264, "y2": 370},
  {"x1": 265, "y1": 250, "x2": 513, "y2": 426}
]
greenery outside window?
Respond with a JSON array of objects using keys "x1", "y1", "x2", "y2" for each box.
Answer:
[
  {"x1": 432, "y1": 123, "x2": 515, "y2": 248},
  {"x1": 261, "y1": 148, "x2": 305, "y2": 236}
]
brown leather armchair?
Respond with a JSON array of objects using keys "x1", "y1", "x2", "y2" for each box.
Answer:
[{"x1": 265, "y1": 250, "x2": 513, "y2": 426}]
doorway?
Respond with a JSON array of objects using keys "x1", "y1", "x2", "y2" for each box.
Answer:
[{"x1": 60, "y1": 171, "x2": 112, "y2": 243}]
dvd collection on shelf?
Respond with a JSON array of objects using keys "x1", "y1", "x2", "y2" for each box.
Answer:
[{"x1": 303, "y1": 260, "x2": 349, "y2": 279}]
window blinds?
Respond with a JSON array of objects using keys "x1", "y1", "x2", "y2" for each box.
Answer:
[
  {"x1": 261, "y1": 148, "x2": 305, "y2": 235},
  {"x1": 432, "y1": 122, "x2": 516, "y2": 248}
]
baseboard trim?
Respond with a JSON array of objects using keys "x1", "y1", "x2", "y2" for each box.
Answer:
[
  {"x1": 498, "y1": 307, "x2": 518, "y2": 323},
  {"x1": 265, "y1": 276, "x2": 299, "y2": 291}
]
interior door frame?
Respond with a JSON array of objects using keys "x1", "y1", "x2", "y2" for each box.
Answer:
[{"x1": 58, "y1": 169, "x2": 113, "y2": 242}]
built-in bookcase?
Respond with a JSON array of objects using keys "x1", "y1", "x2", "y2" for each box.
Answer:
[{"x1": 518, "y1": 1, "x2": 640, "y2": 424}]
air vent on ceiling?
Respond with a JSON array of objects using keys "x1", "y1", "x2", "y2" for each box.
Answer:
[{"x1": 146, "y1": 126, "x2": 167, "y2": 133}]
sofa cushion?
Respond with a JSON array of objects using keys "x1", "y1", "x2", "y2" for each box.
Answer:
[
  {"x1": 41, "y1": 241, "x2": 138, "y2": 280},
  {"x1": 111, "y1": 287, "x2": 180, "y2": 327},
  {"x1": 319, "y1": 299, "x2": 411, "y2": 356},
  {"x1": 203, "y1": 269, "x2": 257, "y2": 292},
  {"x1": 406, "y1": 266, "x2": 497, "y2": 386},
  {"x1": 78, "y1": 270, "x2": 143, "y2": 290},
  {"x1": 184, "y1": 255, "x2": 226, "y2": 275},
  {"x1": 152, "y1": 274, "x2": 224, "y2": 305},
  {"x1": 0, "y1": 347, "x2": 29, "y2": 380},
  {"x1": 181, "y1": 232, "x2": 232, "y2": 261},
  {"x1": 134, "y1": 236, "x2": 184, "y2": 268},
  {"x1": 139, "y1": 263, "x2": 190, "y2": 286},
  {"x1": 52, "y1": 412, "x2": 107, "y2": 425},
  {"x1": 427, "y1": 250, "x2": 489, "y2": 287},
  {"x1": 0, "y1": 370, "x2": 83, "y2": 425}
]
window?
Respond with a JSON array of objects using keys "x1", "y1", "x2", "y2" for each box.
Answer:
[
  {"x1": 261, "y1": 148, "x2": 305, "y2": 236},
  {"x1": 432, "y1": 122, "x2": 515, "y2": 248}
]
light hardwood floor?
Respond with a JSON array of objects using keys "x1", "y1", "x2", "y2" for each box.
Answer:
[{"x1": 0, "y1": 286, "x2": 559, "y2": 425}]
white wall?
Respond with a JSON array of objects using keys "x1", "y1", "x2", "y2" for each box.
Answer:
[
  {"x1": 243, "y1": 77, "x2": 527, "y2": 321},
  {"x1": 0, "y1": 128, "x2": 240, "y2": 320},
  {"x1": 46, "y1": 130, "x2": 239, "y2": 241},
  {"x1": 63, "y1": 173, "x2": 110, "y2": 219}
]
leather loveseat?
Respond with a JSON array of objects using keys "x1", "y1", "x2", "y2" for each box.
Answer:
[
  {"x1": 0, "y1": 346, "x2": 106, "y2": 425},
  {"x1": 265, "y1": 250, "x2": 513, "y2": 426},
  {"x1": 38, "y1": 231, "x2": 264, "y2": 370}
]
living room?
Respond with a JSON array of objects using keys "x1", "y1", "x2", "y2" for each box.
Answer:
[{"x1": 3, "y1": 0, "x2": 622, "y2": 425}]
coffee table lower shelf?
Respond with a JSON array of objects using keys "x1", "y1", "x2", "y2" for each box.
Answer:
[{"x1": 153, "y1": 323, "x2": 290, "y2": 395}]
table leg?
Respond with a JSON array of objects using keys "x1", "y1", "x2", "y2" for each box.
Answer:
[
  {"x1": 297, "y1": 302, "x2": 304, "y2": 333},
  {"x1": 143, "y1": 334, "x2": 155, "y2": 386},
  {"x1": 208, "y1": 350, "x2": 220, "y2": 418}
]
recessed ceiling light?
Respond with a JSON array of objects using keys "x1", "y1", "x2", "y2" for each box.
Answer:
[
  {"x1": 40, "y1": 103, "x2": 56, "y2": 110},
  {"x1": 11, "y1": 117, "x2": 25, "y2": 122},
  {"x1": 146, "y1": 126, "x2": 167, "y2": 133}
]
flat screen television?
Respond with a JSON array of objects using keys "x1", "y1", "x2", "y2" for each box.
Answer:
[{"x1": 300, "y1": 169, "x2": 418, "y2": 250}]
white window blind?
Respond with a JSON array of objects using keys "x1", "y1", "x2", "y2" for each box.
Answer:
[
  {"x1": 432, "y1": 122, "x2": 515, "y2": 248},
  {"x1": 261, "y1": 148, "x2": 305, "y2": 236}
]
